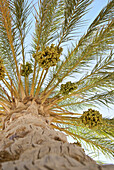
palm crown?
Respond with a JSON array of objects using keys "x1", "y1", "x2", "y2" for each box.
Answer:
[{"x1": 0, "y1": 0, "x2": 114, "y2": 161}]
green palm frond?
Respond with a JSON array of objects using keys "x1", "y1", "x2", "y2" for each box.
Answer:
[
  {"x1": 58, "y1": 0, "x2": 93, "y2": 45},
  {"x1": 101, "y1": 118, "x2": 114, "y2": 137},
  {"x1": 57, "y1": 20, "x2": 114, "y2": 80},
  {"x1": 0, "y1": 12, "x2": 19, "y2": 84},
  {"x1": 42, "y1": 1, "x2": 113, "y2": 99},
  {"x1": 0, "y1": 0, "x2": 20, "y2": 78},
  {"x1": 56, "y1": 0, "x2": 114, "y2": 77},
  {"x1": 51, "y1": 117, "x2": 114, "y2": 157},
  {"x1": 9, "y1": 0, "x2": 32, "y2": 64},
  {"x1": 58, "y1": 90, "x2": 114, "y2": 112},
  {"x1": 33, "y1": 0, "x2": 63, "y2": 49}
]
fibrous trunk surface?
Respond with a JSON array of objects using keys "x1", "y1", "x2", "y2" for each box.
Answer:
[{"x1": 0, "y1": 100, "x2": 113, "y2": 170}]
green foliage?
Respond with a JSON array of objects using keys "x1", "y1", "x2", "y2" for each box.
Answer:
[
  {"x1": 9, "y1": 0, "x2": 32, "y2": 63},
  {"x1": 0, "y1": 0, "x2": 114, "y2": 160},
  {"x1": 33, "y1": 0, "x2": 63, "y2": 49},
  {"x1": 58, "y1": 0, "x2": 93, "y2": 44},
  {"x1": 101, "y1": 118, "x2": 114, "y2": 138}
]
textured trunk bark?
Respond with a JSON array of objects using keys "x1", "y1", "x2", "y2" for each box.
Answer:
[{"x1": 0, "y1": 101, "x2": 113, "y2": 170}]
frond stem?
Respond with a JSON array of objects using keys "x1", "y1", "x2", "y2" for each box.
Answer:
[
  {"x1": 30, "y1": 61, "x2": 37, "y2": 96},
  {"x1": 35, "y1": 68, "x2": 45, "y2": 97},
  {"x1": 34, "y1": 67, "x2": 40, "y2": 89}
]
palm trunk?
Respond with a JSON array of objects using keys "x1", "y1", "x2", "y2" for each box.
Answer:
[{"x1": 0, "y1": 100, "x2": 113, "y2": 170}]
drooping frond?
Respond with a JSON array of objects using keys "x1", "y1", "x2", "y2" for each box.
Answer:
[
  {"x1": 100, "y1": 118, "x2": 114, "y2": 138},
  {"x1": 58, "y1": 90, "x2": 114, "y2": 113},
  {"x1": 51, "y1": 116, "x2": 114, "y2": 158}
]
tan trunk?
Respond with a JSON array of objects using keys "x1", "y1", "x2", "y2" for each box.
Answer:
[{"x1": 0, "y1": 101, "x2": 113, "y2": 170}]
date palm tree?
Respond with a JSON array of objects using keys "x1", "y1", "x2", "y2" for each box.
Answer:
[{"x1": 0, "y1": 0, "x2": 114, "y2": 169}]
